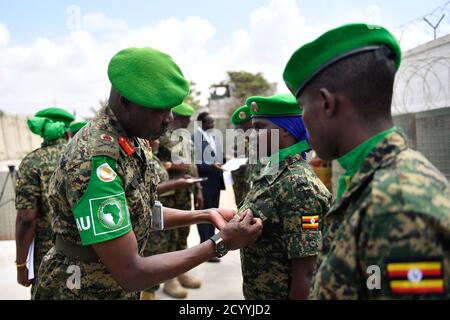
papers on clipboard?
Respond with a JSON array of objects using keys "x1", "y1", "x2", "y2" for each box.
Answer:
[
  {"x1": 222, "y1": 158, "x2": 248, "y2": 172},
  {"x1": 27, "y1": 239, "x2": 35, "y2": 280}
]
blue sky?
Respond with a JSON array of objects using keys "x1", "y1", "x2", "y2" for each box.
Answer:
[
  {"x1": 1, "y1": 0, "x2": 447, "y2": 46},
  {"x1": 0, "y1": 0, "x2": 449, "y2": 116}
]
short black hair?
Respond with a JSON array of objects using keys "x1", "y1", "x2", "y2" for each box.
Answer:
[
  {"x1": 197, "y1": 112, "x2": 210, "y2": 123},
  {"x1": 303, "y1": 46, "x2": 397, "y2": 117}
]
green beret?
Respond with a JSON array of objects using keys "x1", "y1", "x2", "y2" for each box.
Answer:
[
  {"x1": 69, "y1": 121, "x2": 88, "y2": 135},
  {"x1": 283, "y1": 23, "x2": 402, "y2": 98},
  {"x1": 172, "y1": 102, "x2": 194, "y2": 117},
  {"x1": 246, "y1": 94, "x2": 302, "y2": 118},
  {"x1": 108, "y1": 47, "x2": 190, "y2": 109},
  {"x1": 35, "y1": 107, "x2": 75, "y2": 126},
  {"x1": 230, "y1": 105, "x2": 251, "y2": 125}
]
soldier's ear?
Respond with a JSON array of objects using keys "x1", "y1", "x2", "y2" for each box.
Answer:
[{"x1": 319, "y1": 88, "x2": 337, "y2": 118}]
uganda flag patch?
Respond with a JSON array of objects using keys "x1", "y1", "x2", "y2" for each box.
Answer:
[
  {"x1": 386, "y1": 259, "x2": 445, "y2": 295},
  {"x1": 302, "y1": 215, "x2": 319, "y2": 230}
]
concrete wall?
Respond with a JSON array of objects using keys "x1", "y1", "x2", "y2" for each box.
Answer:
[{"x1": 0, "y1": 113, "x2": 42, "y2": 163}]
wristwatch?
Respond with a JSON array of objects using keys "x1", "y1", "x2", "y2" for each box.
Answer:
[{"x1": 209, "y1": 233, "x2": 228, "y2": 257}]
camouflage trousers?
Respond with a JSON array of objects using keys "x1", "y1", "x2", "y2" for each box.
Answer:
[{"x1": 32, "y1": 247, "x2": 138, "y2": 300}]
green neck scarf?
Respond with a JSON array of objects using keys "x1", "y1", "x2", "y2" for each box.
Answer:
[
  {"x1": 336, "y1": 126, "x2": 398, "y2": 200},
  {"x1": 264, "y1": 140, "x2": 310, "y2": 175}
]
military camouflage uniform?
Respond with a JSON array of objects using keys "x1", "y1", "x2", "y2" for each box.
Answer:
[
  {"x1": 142, "y1": 154, "x2": 170, "y2": 293},
  {"x1": 15, "y1": 138, "x2": 67, "y2": 284},
  {"x1": 309, "y1": 131, "x2": 450, "y2": 299},
  {"x1": 157, "y1": 129, "x2": 193, "y2": 251},
  {"x1": 32, "y1": 106, "x2": 157, "y2": 300},
  {"x1": 231, "y1": 167, "x2": 249, "y2": 206},
  {"x1": 239, "y1": 153, "x2": 331, "y2": 299}
]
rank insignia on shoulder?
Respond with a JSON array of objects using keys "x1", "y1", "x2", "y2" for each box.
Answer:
[
  {"x1": 119, "y1": 136, "x2": 135, "y2": 156},
  {"x1": 302, "y1": 215, "x2": 319, "y2": 229},
  {"x1": 386, "y1": 259, "x2": 444, "y2": 295},
  {"x1": 100, "y1": 134, "x2": 114, "y2": 142}
]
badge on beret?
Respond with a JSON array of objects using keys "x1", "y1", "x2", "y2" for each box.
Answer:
[
  {"x1": 101, "y1": 134, "x2": 114, "y2": 142},
  {"x1": 238, "y1": 111, "x2": 247, "y2": 120},
  {"x1": 386, "y1": 259, "x2": 444, "y2": 295},
  {"x1": 96, "y1": 162, "x2": 117, "y2": 182},
  {"x1": 251, "y1": 102, "x2": 259, "y2": 113}
]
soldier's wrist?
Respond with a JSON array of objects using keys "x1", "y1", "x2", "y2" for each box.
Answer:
[{"x1": 15, "y1": 260, "x2": 27, "y2": 269}]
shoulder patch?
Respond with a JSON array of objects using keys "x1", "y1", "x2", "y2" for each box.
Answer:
[
  {"x1": 73, "y1": 156, "x2": 131, "y2": 245},
  {"x1": 96, "y1": 162, "x2": 117, "y2": 182},
  {"x1": 386, "y1": 258, "x2": 445, "y2": 295},
  {"x1": 91, "y1": 131, "x2": 120, "y2": 160}
]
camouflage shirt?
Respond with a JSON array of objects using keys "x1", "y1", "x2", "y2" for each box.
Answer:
[
  {"x1": 33, "y1": 106, "x2": 157, "y2": 300},
  {"x1": 239, "y1": 153, "x2": 331, "y2": 300},
  {"x1": 158, "y1": 129, "x2": 193, "y2": 210},
  {"x1": 15, "y1": 138, "x2": 67, "y2": 276},
  {"x1": 231, "y1": 167, "x2": 249, "y2": 206},
  {"x1": 309, "y1": 131, "x2": 450, "y2": 299}
]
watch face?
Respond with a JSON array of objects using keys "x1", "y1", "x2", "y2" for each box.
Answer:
[{"x1": 217, "y1": 241, "x2": 227, "y2": 253}]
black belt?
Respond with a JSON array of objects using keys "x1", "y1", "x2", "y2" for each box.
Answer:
[{"x1": 55, "y1": 235, "x2": 100, "y2": 263}]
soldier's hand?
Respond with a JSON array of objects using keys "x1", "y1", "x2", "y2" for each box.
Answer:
[
  {"x1": 175, "y1": 177, "x2": 194, "y2": 190},
  {"x1": 209, "y1": 208, "x2": 237, "y2": 229},
  {"x1": 220, "y1": 210, "x2": 263, "y2": 250},
  {"x1": 17, "y1": 267, "x2": 31, "y2": 287},
  {"x1": 172, "y1": 163, "x2": 191, "y2": 172}
]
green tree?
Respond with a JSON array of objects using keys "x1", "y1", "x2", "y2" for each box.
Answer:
[{"x1": 227, "y1": 71, "x2": 273, "y2": 106}]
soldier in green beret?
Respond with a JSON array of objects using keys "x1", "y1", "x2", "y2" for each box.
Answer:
[
  {"x1": 239, "y1": 94, "x2": 331, "y2": 300},
  {"x1": 32, "y1": 47, "x2": 262, "y2": 300},
  {"x1": 283, "y1": 23, "x2": 450, "y2": 299},
  {"x1": 230, "y1": 105, "x2": 253, "y2": 207},
  {"x1": 15, "y1": 107, "x2": 74, "y2": 295},
  {"x1": 156, "y1": 102, "x2": 204, "y2": 298}
]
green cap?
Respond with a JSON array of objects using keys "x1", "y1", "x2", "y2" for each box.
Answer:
[
  {"x1": 246, "y1": 94, "x2": 302, "y2": 118},
  {"x1": 108, "y1": 47, "x2": 190, "y2": 109},
  {"x1": 35, "y1": 107, "x2": 75, "y2": 127},
  {"x1": 27, "y1": 117, "x2": 66, "y2": 141},
  {"x1": 230, "y1": 105, "x2": 251, "y2": 125},
  {"x1": 69, "y1": 121, "x2": 88, "y2": 135},
  {"x1": 283, "y1": 23, "x2": 402, "y2": 98},
  {"x1": 172, "y1": 102, "x2": 195, "y2": 117}
]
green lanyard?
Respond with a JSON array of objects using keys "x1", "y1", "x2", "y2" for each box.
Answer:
[{"x1": 336, "y1": 126, "x2": 398, "y2": 200}]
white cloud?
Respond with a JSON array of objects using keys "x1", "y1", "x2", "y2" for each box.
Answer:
[
  {"x1": 83, "y1": 12, "x2": 128, "y2": 33},
  {"x1": 0, "y1": 22, "x2": 10, "y2": 47},
  {"x1": 347, "y1": 5, "x2": 383, "y2": 25}
]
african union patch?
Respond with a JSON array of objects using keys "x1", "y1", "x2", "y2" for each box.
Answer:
[
  {"x1": 74, "y1": 191, "x2": 131, "y2": 245},
  {"x1": 386, "y1": 259, "x2": 445, "y2": 295},
  {"x1": 302, "y1": 215, "x2": 319, "y2": 230},
  {"x1": 96, "y1": 162, "x2": 117, "y2": 182}
]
